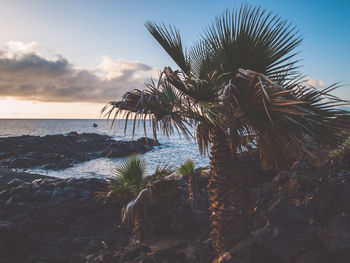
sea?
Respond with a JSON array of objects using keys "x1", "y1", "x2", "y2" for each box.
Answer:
[{"x1": 0, "y1": 119, "x2": 210, "y2": 179}]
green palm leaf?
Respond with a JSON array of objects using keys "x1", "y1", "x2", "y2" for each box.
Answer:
[{"x1": 110, "y1": 155, "x2": 147, "y2": 195}]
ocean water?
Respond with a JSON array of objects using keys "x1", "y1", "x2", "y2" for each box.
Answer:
[{"x1": 0, "y1": 119, "x2": 210, "y2": 179}]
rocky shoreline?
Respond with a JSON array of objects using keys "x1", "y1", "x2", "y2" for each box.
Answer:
[
  {"x1": 1, "y1": 149, "x2": 350, "y2": 262},
  {"x1": 0, "y1": 132, "x2": 155, "y2": 170}
]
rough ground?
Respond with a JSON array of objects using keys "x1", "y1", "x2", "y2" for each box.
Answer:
[
  {"x1": 0, "y1": 169, "x2": 123, "y2": 263},
  {"x1": 1, "y1": 147, "x2": 350, "y2": 262}
]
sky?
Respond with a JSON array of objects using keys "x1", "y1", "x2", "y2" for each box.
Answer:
[{"x1": 0, "y1": 0, "x2": 349, "y2": 118}]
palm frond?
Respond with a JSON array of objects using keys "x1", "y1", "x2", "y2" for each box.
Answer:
[
  {"x1": 190, "y1": 4, "x2": 302, "y2": 81},
  {"x1": 196, "y1": 121, "x2": 212, "y2": 155},
  {"x1": 113, "y1": 154, "x2": 147, "y2": 195},
  {"x1": 178, "y1": 159, "x2": 195, "y2": 176},
  {"x1": 101, "y1": 72, "x2": 195, "y2": 142},
  {"x1": 144, "y1": 164, "x2": 175, "y2": 185},
  {"x1": 224, "y1": 68, "x2": 350, "y2": 170},
  {"x1": 145, "y1": 22, "x2": 191, "y2": 74}
]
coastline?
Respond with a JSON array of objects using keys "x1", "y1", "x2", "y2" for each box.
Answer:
[
  {"x1": 0, "y1": 119, "x2": 211, "y2": 177},
  {"x1": 0, "y1": 132, "x2": 155, "y2": 171}
]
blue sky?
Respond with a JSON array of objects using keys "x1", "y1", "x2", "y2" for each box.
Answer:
[{"x1": 0, "y1": 0, "x2": 349, "y2": 118}]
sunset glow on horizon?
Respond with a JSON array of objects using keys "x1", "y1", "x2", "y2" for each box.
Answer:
[{"x1": 0, "y1": 97, "x2": 105, "y2": 119}]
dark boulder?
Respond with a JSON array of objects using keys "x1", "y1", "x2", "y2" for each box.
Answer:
[
  {"x1": 152, "y1": 247, "x2": 186, "y2": 263},
  {"x1": 318, "y1": 215, "x2": 350, "y2": 253},
  {"x1": 266, "y1": 198, "x2": 308, "y2": 226},
  {"x1": 10, "y1": 184, "x2": 33, "y2": 202},
  {"x1": 214, "y1": 224, "x2": 323, "y2": 263},
  {"x1": 34, "y1": 188, "x2": 52, "y2": 202},
  {"x1": 121, "y1": 244, "x2": 151, "y2": 262},
  {"x1": 0, "y1": 221, "x2": 28, "y2": 258}
]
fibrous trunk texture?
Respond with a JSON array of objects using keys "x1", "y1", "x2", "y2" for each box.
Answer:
[
  {"x1": 188, "y1": 172, "x2": 198, "y2": 209},
  {"x1": 208, "y1": 128, "x2": 250, "y2": 254},
  {"x1": 133, "y1": 209, "x2": 148, "y2": 242}
]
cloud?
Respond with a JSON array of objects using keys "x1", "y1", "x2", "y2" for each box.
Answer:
[
  {"x1": 0, "y1": 42, "x2": 160, "y2": 103},
  {"x1": 305, "y1": 77, "x2": 326, "y2": 88}
]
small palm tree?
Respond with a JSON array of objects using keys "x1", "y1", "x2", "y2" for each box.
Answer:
[
  {"x1": 178, "y1": 159, "x2": 195, "y2": 176},
  {"x1": 108, "y1": 154, "x2": 147, "y2": 203},
  {"x1": 103, "y1": 5, "x2": 349, "y2": 253},
  {"x1": 107, "y1": 176, "x2": 136, "y2": 204},
  {"x1": 179, "y1": 159, "x2": 197, "y2": 208},
  {"x1": 120, "y1": 164, "x2": 174, "y2": 241}
]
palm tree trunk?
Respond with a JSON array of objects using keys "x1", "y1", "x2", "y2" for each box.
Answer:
[
  {"x1": 208, "y1": 128, "x2": 250, "y2": 254},
  {"x1": 188, "y1": 171, "x2": 198, "y2": 209},
  {"x1": 133, "y1": 210, "x2": 148, "y2": 242}
]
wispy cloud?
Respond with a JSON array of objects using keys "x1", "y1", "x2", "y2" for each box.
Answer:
[
  {"x1": 305, "y1": 77, "x2": 326, "y2": 88},
  {"x1": 0, "y1": 41, "x2": 159, "y2": 103}
]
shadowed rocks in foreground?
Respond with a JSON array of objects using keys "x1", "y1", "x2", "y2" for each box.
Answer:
[
  {"x1": 0, "y1": 172, "x2": 124, "y2": 263},
  {"x1": 0, "y1": 132, "x2": 155, "y2": 170},
  {"x1": 1, "y1": 147, "x2": 350, "y2": 262}
]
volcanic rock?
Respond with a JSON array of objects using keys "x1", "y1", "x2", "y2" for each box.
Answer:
[{"x1": 0, "y1": 133, "x2": 155, "y2": 170}]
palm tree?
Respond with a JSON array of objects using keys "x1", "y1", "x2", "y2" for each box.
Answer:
[
  {"x1": 110, "y1": 156, "x2": 174, "y2": 240},
  {"x1": 179, "y1": 159, "x2": 197, "y2": 208},
  {"x1": 108, "y1": 154, "x2": 147, "y2": 202},
  {"x1": 103, "y1": 5, "x2": 349, "y2": 253}
]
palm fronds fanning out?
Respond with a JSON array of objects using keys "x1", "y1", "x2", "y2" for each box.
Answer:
[
  {"x1": 147, "y1": 4, "x2": 302, "y2": 82},
  {"x1": 145, "y1": 22, "x2": 190, "y2": 75},
  {"x1": 108, "y1": 155, "x2": 176, "y2": 204},
  {"x1": 221, "y1": 69, "x2": 350, "y2": 170},
  {"x1": 291, "y1": 83, "x2": 350, "y2": 145},
  {"x1": 108, "y1": 155, "x2": 147, "y2": 201},
  {"x1": 101, "y1": 72, "x2": 194, "y2": 142},
  {"x1": 202, "y1": 5, "x2": 302, "y2": 80},
  {"x1": 102, "y1": 64, "x2": 350, "y2": 166}
]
